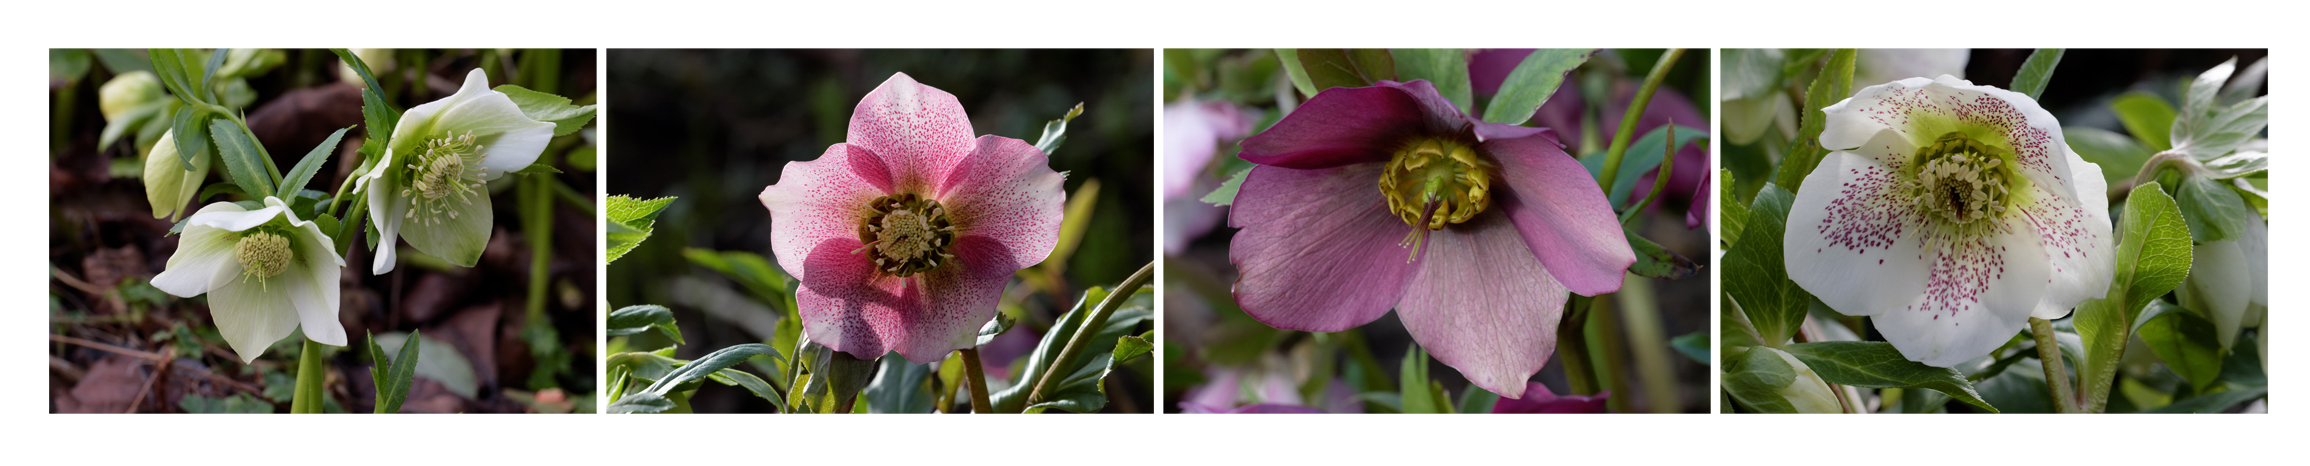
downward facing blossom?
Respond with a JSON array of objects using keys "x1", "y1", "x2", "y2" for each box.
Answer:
[
  {"x1": 151, "y1": 197, "x2": 347, "y2": 362},
  {"x1": 1785, "y1": 75, "x2": 2113, "y2": 367},
  {"x1": 361, "y1": 68, "x2": 555, "y2": 274},
  {"x1": 760, "y1": 73, "x2": 1065, "y2": 364},
  {"x1": 1228, "y1": 80, "x2": 1634, "y2": 399},
  {"x1": 142, "y1": 131, "x2": 210, "y2": 221}
]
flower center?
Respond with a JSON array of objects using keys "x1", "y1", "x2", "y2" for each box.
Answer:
[
  {"x1": 1378, "y1": 139, "x2": 1492, "y2": 231},
  {"x1": 853, "y1": 193, "x2": 956, "y2": 277},
  {"x1": 235, "y1": 230, "x2": 293, "y2": 283},
  {"x1": 1907, "y1": 132, "x2": 2018, "y2": 243},
  {"x1": 400, "y1": 131, "x2": 489, "y2": 226}
]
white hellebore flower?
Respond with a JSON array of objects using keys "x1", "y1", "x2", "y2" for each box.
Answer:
[
  {"x1": 359, "y1": 68, "x2": 554, "y2": 274},
  {"x1": 142, "y1": 131, "x2": 211, "y2": 221},
  {"x1": 151, "y1": 197, "x2": 347, "y2": 362},
  {"x1": 1785, "y1": 75, "x2": 2114, "y2": 367}
]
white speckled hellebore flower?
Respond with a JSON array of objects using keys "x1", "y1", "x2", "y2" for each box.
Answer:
[
  {"x1": 1785, "y1": 75, "x2": 2114, "y2": 367},
  {"x1": 360, "y1": 68, "x2": 554, "y2": 274},
  {"x1": 151, "y1": 197, "x2": 347, "y2": 362},
  {"x1": 142, "y1": 131, "x2": 210, "y2": 221}
]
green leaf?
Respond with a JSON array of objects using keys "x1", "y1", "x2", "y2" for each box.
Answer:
[
  {"x1": 369, "y1": 329, "x2": 422, "y2": 413},
  {"x1": 1399, "y1": 343, "x2": 1438, "y2": 414},
  {"x1": 2176, "y1": 174, "x2": 2251, "y2": 242},
  {"x1": 280, "y1": 127, "x2": 348, "y2": 195},
  {"x1": 1625, "y1": 228, "x2": 1697, "y2": 280},
  {"x1": 2108, "y1": 92, "x2": 2176, "y2": 151},
  {"x1": 2202, "y1": 150, "x2": 2267, "y2": 179},
  {"x1": 1718, "y1": 169, "x2": 1749, "y2": 242},
  {"x1": 612, "y1": 343, "x2": 785, "y2": 414},
  {"x1": 1031, "y1": 102, "x2": 1084, "y2": 156},
  {"x1": 607, "y1": 304, "x2": 684, "y2": 344},
  {"x1": 1481, "y1": 49, "x2": 1593, "y2": 125},
  {"x1": 705, "y1": 368, "x2": 787, "y2": 413},
  {"x1": 1047, "y1": 179, "x2": 1099, "y2": 271},
  {"x1": 1113, "y1": 331, "x2": 1154, "y2": 364},
  {"x1": 168, "y1": 108, "x2": 211, "y2": 172},
  {"x1": 207, "y1": 118, "x2": 273, "y2": 198},
  {"x1": 493, "y1": 84, "x2": 597, "y2": 137},
  {"x1": 1771, "y1": 49, "x2": 1856, "y2": 193},
  {"x1": 1722, "y1": 347, "x2": 1799, "y2": 413},
  {"x1": 1202, "y1": 166, "x2": 1251, "y2": 206},
  {"x1": 198, "y1": 49, "x2": 227, "y2": 99},
  {"x1": 2007, "y1": 49, "x2": 2063, "y2": 100},
  {"x1": 2139, "y1": 305, "x2": 2223, "y2": 390},
  {"x1": 974, "y1": 313, "x2": 1015, "y2": 347},
  {"x1": 1722, "y1": 184, "x2": 1809, "y2": 346},
  {"x1": 862, "y1": 355, "x2": 934, "y2": 413},
  {"x1": 1294, "y1": 49, "x2": 1395, "y2": 93},
  {"x1": 330, "y1": 49, "x2": 398, "y2": 149},
  {"x1": 512, "y1": 163, "x2": 563, "y2": 175},
  {"x1": 1273, "y1": 49, "x2": 1318, "y2": 98},
  {"x1": 1780, "y1": 341, "x2": 1997, "y2": 412},
  {"x1": 605, "y1": 195, "x2": 676, "y2": 264},
  {"x1": 1390, "y1": 49, "x2": 1473, "y2": 113},
  {"x1": 2172, "y1": 58, "x2": 2234, "y2": 149},
  {"x1": 681, "y1": 248, "x2": 790, "y2": 309},
  {"x1": 1584, "y1": 124, "x2": 1706, "y2": 207},
  {"x1": 2145, "y1": 386, "x2": 2265, "y2": 413},
  {"x1": 2074, "y1": 182, "x2": 2196, "y2": 412},
  {"x1": 50, "y1": 48, "x2": 91, "y2": 82},
  {"x1": 1670, "y1": 331, "x2": 1709, "y2": 364},
  {"x1": 1720, "y1": 296, "x2": 1766, "y2": 349},
  {"x1": 145, "y1": 49, "x2": 200, "y2": 106},
  {"x1": 2065, "y1": 126, "x2": 2155, "y2": 188},
  {"x1": 2173, "y1": 95, "x2": 2267, "y2": 160},
  {"x1": 989, "y1": 286, "x2": 1153, "y2": 413},
  {"x1": 1456, "y1": 384, "x2": 1499, "y2": 414}
]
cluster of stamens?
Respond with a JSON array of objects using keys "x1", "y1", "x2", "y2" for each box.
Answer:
[
  {"x1": 1907, "y1": 132, "x2": 2016, "y2": 245},
  {"x1": 851, "y1": 193, "x2": 958, "y2": 277},
  {"x1": 1377, "y1": 137, "x2": 1493, "y2": 262},
  {"x1": 401, "y1": 131, "x2": 489, "y2": 226},
  {"x1": 234, "y1": 230, "x2": 293, "y2": 288}
]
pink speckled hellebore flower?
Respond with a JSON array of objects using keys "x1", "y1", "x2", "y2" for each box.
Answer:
[
  {"x1": 1785, "y1": 75, "x2": 2112, "y2": 367},
  {"x1": 1229, "y1": 80, "x2": 1635, "y2": 399},
  {"x1": 760, "y1": 73, "x2": 1065, "y2": 364}
]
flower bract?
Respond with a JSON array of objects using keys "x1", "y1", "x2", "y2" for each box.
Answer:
[{"x1": 150, "y1": 197, "x2": 347, "y2": 362}]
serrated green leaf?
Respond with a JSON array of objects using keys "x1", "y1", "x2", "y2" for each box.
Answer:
[
  {"x1": 1772, "y1": 49, "x2": 1856, "y2": 192},
  {"x1": 1718, "y1": 169, "x2": 1749, "y2": 243},
  {"x1": 280, "y1": 127, "x2": 348, "y2": 195},
  {"x1": 377, "y1": 329, "x2": 423, "y2": 413},
  {"x1": 605, "y1": 195, "x2": 675, "y2": 264},
  {"x1": 1113, "y1": 331, "x2": 1154, "y2": 364},
  {"x1": 1481, "y1": 49, "x2": 1593, "y2": 125},
  {"x1": 607, "y1": 304, "x2": 684, "y2": 344},
  {"x1": 1625, "y1": 228, "x2": 1697, "y2": 280},
  {"x1": 1390, "y1": 49, "x2": 1473, "y2": 113},
  {"x1": 1723, "y1": 184, "x2": 1809, "y2": 346},
  {"x1": 2008, "y1": 49, "x2": 2063, "y2": 100},
  {"x1": 494, "y1": 84, "x2": 597, "y2": 137},
  {"x1": 207, "y1": 118, "x2": 273, "y2": 198},
  {"x1": 1202, "y1": 166, "x2": 1251, "y2": 206},
  {"x1": 617, "y1": 343, "x2": 785, "y2": 414},
  {"x1": 2203, "y1": 150, "x2": 2267, "y2": 179},
  {"x1": 1780, "y1": 341, "x2": 1997, "y2": 412},
  {"x1": 1032, "y1": 103, "x2": 1083, "y2": 156}
]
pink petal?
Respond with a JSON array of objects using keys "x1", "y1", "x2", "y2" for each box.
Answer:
[
  {"x1": 1491, "y1": 383, "x2": 1609, "y2": 413},
  {"x1": 792, "y1": 234, "x2": 1016, "y2": 365},
  {"x1": 1238, "y1": 81, "x2": 1453, "y2": 170},
  {"x1": 1394, "y1": 213, "x2": 1569, "y2": 399},
  {"x1": 1162, "y1": 99, "x2": 1252, "y2": 199},
  {"x1": 1478, "y1": 122, "x2": 1635, "y2": 296},
  {"x1": 847, "y1": 72, "x2": 976, "y2": 192},
  {"x1": 936, "y1": 135, "x2": 1065, "y2": 272},
  {"x1": 760, "y1": 143, "x2": 893, "y2": 281},
  {"x1": 1227, "y1": 163, "x2": 1418, "y2": 332}
]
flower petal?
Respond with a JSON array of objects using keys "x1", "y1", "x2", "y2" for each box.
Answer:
[
  {"x1": 150, "y1": 202, "x2": 249, "y2": 297},
  {"x1": 1479, "y1": 123, "x2": 1635, "y2": 296},
  {"x1": 935, "y1": 136, "x2": 1065, "y2": 271},
  {"x1": 1227, "y1": 163, "x2": 1418, "y2": 332},
  {"x1": 396, "y1": 191, "x2": 492, "y2": 267},
  {"x1": 847, "y1": 72, "x2": 976, "y2": 192},
  {"x1": 1394, "y1": 213, "x2": 1567, "y2": 399},
  {"x1": 207, "y1": 267, "x2": 303, "y2": 363},
  {"x1": 289, "y1": 220, "x2": 346, "y2": 347},
  {"x1": 1238, "y1": 81, "x2": 1448, "y2": 169},
  {"x1": 1872, "y1": 226, "x2": 2054, "y2": 367},
  {"x1": 367, "y1": 178, "x2": 410, "y2": 274},
  {"x1": 1821, "y1": 75, "x2": 2085, "y2": 215},
  {"x1": 2180, "y1": 240, "x2": 2249, "y2": 349},
  {"x1": 1162, "y1": 99, "x2": 1252, "y2": 199},
  {"x1": 760, "y1": 143, "x2": 892, "y2": 281},
  {"x1": 791, "y1": 234, "x2": 1012, "y2": 365},
  {"x1": 142, "y1": 131, "x2": 210, "y2": 220},
  {"x1": 2017, "y1": 148, "x2": 2113, "y2": 319},
  {"x1": 1490, "y1": 383, "x2": 1609, "y2": 413},
  {"x1": 1785, "y1": 132, "x2": 1934, "y2": 317},
  {"x1": 391, "y1": 69, "x2": 555, "y2": 179}
]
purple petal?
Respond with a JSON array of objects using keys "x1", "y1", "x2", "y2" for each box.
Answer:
[
  {"x1": 759, "y1": 143, "x2": 893, "y2": 281},
  {"x1": 1227, "y1": 163, "x2": 1418, "y2": 332},
  {"x1": 1239, "y1": 80, "x2": 1460, "y2": 169},
  {"x1": 791, "y1": 233, "x2": 1017, "y2": 365},
  {"x1": 1394, "y1": 213, "x2": 1569, "y2": 399},
  {"x1": 1687, "y1": 169, "x2": 1712, "y2": 230},
  {"x1": 1467, "y1": 49, "x2": 1535, "y2": 97},
  {"x1": 1478, "y1": 122, "x2": 1636, "y2": 296},
  {"x1": 1491, "y1": 384, "x2": 1610, "y2": 413}
]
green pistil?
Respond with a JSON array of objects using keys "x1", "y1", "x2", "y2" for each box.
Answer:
[{"x1": 401, "y1": 131, "x2": 488, "y2": 226}]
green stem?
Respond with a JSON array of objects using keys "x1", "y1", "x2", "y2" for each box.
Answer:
[
  {"x1": 2031, "y1": 317, "x2": 2080, "y2": 413},
  {"x1": 1588, "y1": 290, "x2": 1633, "y2": 412},
  {"x1": 524, "y1": 176, "x2": 552, "y2": 322},
  {"x1": 959, "y1": 348, "x2": 993, "y2": 414},
  {"x1": 290, "y1": 339, "x2": 327, "y2": 414},
  {"x1": 1620, "y1": 127, "x2": 1682, "y2": 225},
  {"x1": 1593, "y1": 48, "x2": 1686, "y2": 190},
  {"x1": 1558, "y1": 295, "x2": 1600, "y2": 396},
  {"x1": 1615, "y1": 272, "x2": 1680, "y2": 413},
  {"x1": 1025, "y1": 261, "x2": 1154, "y2": 408}
]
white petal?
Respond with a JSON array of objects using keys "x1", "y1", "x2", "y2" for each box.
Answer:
[
  {"x1": 367, "y1": 168, "x2": 411, "y2": 275},
  {"x1": 2179, "y1": 241, "x2": 2248, "y2": 349},
  {"x1": 207, "y1": 272, "x2": 303, "y2": 363},
  {"x1": 183, "y1": 201, "x2": 286, "y2": 233},
  {"x1": 474, "y1": 118, "x2": 554, "y2": 180},
  {"x1": 390, "y1": 68, "x2": 555, "y2": 181},
  {"x1": 398, "y1": 190, "x2": 493, "y2": 267},
  {"x1": 2022, "y1": 148, "x2": 2114, "y2": 319},
  {"x1": 1823, "y1": 75, "x2": 2085, "y2": 213},
  {"x1": 2240, "y1": 216, "x2": 2267, "y2": 325},
  {"x1": 1785, "y1": 131, "x2": 1932, "y2": 317},
  {"x1": 1872, "y1": 226, "x2": 2053, "y2": 367},
  {"x1": 289, "y1": 225, "x2": 347, "y2": 347},
  {"x1": 1818, "y1": 76, "x2": 1935, "y2": 151},
  {"x1": 149, "y1": 203, "x2": 248, "y2": 297}
]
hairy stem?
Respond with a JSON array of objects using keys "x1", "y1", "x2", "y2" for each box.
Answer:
[
  {"x1": 960, "y1": 348, "x2": 993, "y2": 414},
  {"x1": 1026, "y1": 261, "x2": 1154, "y2": 408},
  {"x1": 2031, "y1": 317, "x2": 2080, "y2": 413}
]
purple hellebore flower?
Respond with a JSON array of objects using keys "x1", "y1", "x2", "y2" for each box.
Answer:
[
  {"x1": 1489, "y1": 383, "x2": 1609, "y2": 413},
  {"x1": 1228, "y1": 80, "x2": 1635, "y2": 399}
]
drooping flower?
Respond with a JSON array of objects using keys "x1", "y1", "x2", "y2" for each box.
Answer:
[
  {"x1": 361, "y1": 68, "x2": 555, "y2": 274},
  {"x1": 2178, "y1": 214, "x2": 2265, "y2": 349},
  {"x1": 1785, "y1": 75, "x2": 2113, "y2": 367},
  {"x1": 150, "y1": 197, "x2": 347, "y2": 362},
  {"x1": 759, "y1": 73, "x2": 1065, "y2": 364},
  {"x1": 1228, "y1": 79, "x2": 1634, "y2": 399},
  {"x1": 1489, "y1": 383, "x2": 1610, "y2": 413},
  {"x1": 142, "y1": 131, "x2": 210, "y2": 221},
  {"x1": 100, "y1": 71, "x2": 165, "y2": 122}
]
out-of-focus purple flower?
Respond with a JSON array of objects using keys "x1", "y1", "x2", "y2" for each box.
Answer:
[
  {"x1": 1164, "y1": 176, "x2": 1229, "y2": 255},
  {"x1": 1182, "y1": 403, "x2": 1326, "y2": 414},
  {"x1": 1490, "y1": 383, "x2": 1609, "y2": 413},
  {"x1": 1472, "y1": 50, "x2": 1712, "y2": 228},
  {"x1": 1178, "y1": 365, "x2": 1361, "y2": 414},
  {"x1": 1228, "y1": 80, "x2": 1633, "y2": 399},
  {"x1": 1163, "y1": 98, "x2": 1254, "y2": 199}
]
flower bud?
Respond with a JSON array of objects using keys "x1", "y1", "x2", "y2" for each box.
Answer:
[
  {"x1": 141, "y1": 131, "x2": 211, "y2": 220},
  {"x1": 99, "y1": 71, "x2": 164, "y2": 122}
]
